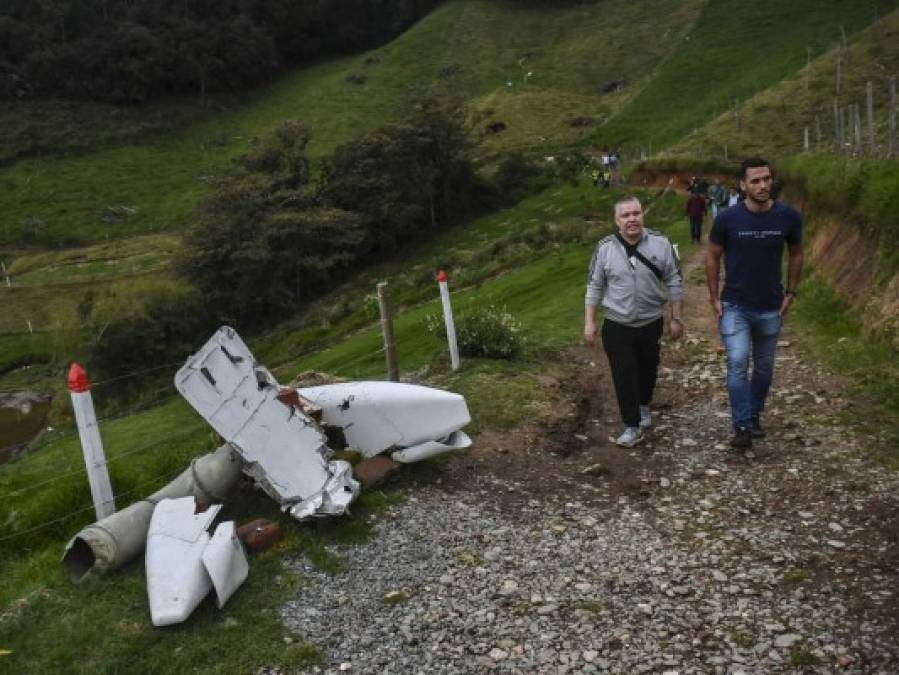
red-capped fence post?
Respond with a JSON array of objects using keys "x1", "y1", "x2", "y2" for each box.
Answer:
[
  {"x1": 68, "y1": 363, "x2": 116, "y2": 519},
  {"x1": 436, "y1": 271, "x2": 460, "y2": 371}
]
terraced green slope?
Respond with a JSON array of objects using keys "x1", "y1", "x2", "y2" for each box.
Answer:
[{"x1": 596, "y1": 0, "x2": 897, "y2": 151}]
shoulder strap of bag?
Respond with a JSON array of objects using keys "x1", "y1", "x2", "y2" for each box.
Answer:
[{"x1": 615, "y1": 232, "x2": 664, "y2": 281}]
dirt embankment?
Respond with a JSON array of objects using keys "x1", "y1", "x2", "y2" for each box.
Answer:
[
  {"x1": 805, "y1": 216, "x2": 899, "y2": 346},
  {"x1": 629, "y1": 169, "x2": 735, "y2": 194}
]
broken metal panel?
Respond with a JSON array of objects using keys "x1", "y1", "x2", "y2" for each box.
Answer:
[
  {"x1": 298, "y1": 382, "x2": 471, "y2": 458},
  {"x1": 391, "y1": 430, "x2": 473, "y2": 464},
  {"x1": 146, "y1": 498, "x2": 222, "y2": 627},
  {"x1": 175, "y1": 326, "x2": 359, "y2": 517},
  {"x1": 201, "y1": 521, "x2": 249, "y2": 609},
  {"x1": 288, "y1": 460, "x2": 357, "y2": 520}
]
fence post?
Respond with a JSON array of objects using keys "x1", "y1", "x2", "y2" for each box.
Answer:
[
  {"x1": 854, "y1": 103, "x2": 863, "y2": 153},
  {"x1": 376, "y1": 282, "x2": 399, "y2": 382},
  {"x1": 436, "y1": 271, "x2": 460, "y2": 371},
  {"x1": 836, "y1": 55, "x2": 842, "y2": 96},
  {"x1": 68, "y1": 363, "x2": 116, "y2": 520},
  {"x1": 866, "y1": 81, "x2": 875, "y2": 155},
  {"x1": 833, "y1": 99, "x2": 839, "y2": 149},
  {"x1": 889, "y1": 76, "x2": 896, "y2": 158}
]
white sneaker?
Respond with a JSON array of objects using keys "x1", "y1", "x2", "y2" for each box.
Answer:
[
  {"x1": 615, "y1": 426, "x2": 644, "y2": 448},
  {"x1": 639, "y1": 405, "x2": 652, "y2": 429}
]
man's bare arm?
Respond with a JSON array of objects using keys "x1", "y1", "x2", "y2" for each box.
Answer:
[
  {"x1": 584, "y1": 304, "x2": 599, "y2": 344},
  {"x1": 705, "y1": 242, "x2": 724, "y2": 319}
]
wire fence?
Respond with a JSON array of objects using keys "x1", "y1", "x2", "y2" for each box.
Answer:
[{"x1": 0, "y1": 463, "x2": 188, "y2": 544}]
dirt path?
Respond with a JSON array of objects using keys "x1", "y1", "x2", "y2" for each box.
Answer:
[
  {"x1": 279, "y1": 248, "x2": 898, "y2": 672},
  {"x1": 441, "y1": 246, "x2": 899, "y2": 669}
]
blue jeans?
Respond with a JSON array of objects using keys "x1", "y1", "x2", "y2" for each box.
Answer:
[{"x1": 719, "y1": 302, "x2": 782, "y2": 430}]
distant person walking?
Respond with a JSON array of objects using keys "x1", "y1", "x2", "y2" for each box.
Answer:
[
  {"x1": 707, "y1": 178, "x2": 727, "y2": 219},
  {"x1": 706, "y1": 157, "x2": 804, "y2": 449},
  {"x1": 727, "y1": 186, "x2": 740, "y2": 207},
  {"x1": 686, "y1": 192, "x2": 707, "y2": 243},
  {"x1": 610, "y1": 148, "x2": 622, "y2": 185},
  {"x1": 585, "y1": 196, "x2": 684, "y2": 448}
]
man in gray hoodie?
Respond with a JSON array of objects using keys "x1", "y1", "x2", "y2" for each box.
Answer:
[{"x1": 584, "y1": 196, "x2": 684, "y2": 447}]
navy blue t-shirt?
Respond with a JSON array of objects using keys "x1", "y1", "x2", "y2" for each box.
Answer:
[{"x1": 709, "y1": 201, "x2": 802, "y2": 311}]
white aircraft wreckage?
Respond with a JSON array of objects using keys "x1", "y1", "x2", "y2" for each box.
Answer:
[
  {"x1": 62, "y1": 326, "x2": 472, "y2": 626},
  {"x1": 146, "y1": 497, "x2": 248, "y2": 626}
]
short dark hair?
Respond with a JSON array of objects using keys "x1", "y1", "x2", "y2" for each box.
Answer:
[{"x1": 740, "y1": 157, "x2": 770, "y2": 179}]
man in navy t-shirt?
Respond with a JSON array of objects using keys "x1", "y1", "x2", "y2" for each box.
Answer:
[{"x1": 706, "y1": 157, "x2": 804, "y2": 449}]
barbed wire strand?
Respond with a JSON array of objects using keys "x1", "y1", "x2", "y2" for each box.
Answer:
[
  {"x1": 1, "y1": 422, "x2": 208, "y2": 500},
  {"x1": 0, "y1": 464, "x2": 190, "y2": 544}
]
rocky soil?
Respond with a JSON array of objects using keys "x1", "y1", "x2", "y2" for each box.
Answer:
[{"x1": 276, "y1": 253, "x2": 899, "y2": 674}]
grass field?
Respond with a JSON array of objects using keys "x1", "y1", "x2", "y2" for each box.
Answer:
[
  {"x1": 671, "y1": 7, "x2": 899, "y2": 158},
  {"x1": 0, "y1": 0, "x2": 702, "y2": 249},
  {"x1": 595, "y1": 0, "x2": 897, "y2": 152}
]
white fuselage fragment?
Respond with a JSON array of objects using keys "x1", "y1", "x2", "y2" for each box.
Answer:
[
  {"x1": 146, "y1": 497, "x2": 249, "y2": 626},
  {"x1": 298, "y1": 381, "x2": 472, "y2": 460},
  {"x1": 175, "y1": 327, "x2": 359, "y2": 519}
]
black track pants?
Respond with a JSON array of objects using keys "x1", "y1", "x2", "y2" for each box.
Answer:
[{"x1": 601, "y1": 317, "x2": 664, "y2": 427}]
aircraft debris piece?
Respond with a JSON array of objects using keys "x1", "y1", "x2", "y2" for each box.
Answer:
[
  {"x1": 62, "y1": 443, "x2": 243, "y2": 583},
  {"x1": 175, "y1": 327, "x2": 359, "y2": 521},
  {"x1": 201, "y1": 521, "x2": 249, "y2": 609},
  {"x1": 236, "y1": 518, "x2": 283, "y2": 553},
  {"x1": 297, "y1": 381, "x2": 472, "y2": 460},
  {"x1": 146, "y1": 497, "x2": 248, "y2": 626},
  {"x1": 391, "y1": 429, "x2": 472, "y2": 464}
]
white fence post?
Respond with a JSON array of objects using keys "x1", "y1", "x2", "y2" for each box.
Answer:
[
  {"x1": 436, "y1": 271, "x2": 460, "y2": 371},
  {"x1": 68, "y1": 363, "x2": 116, "y2": 519}
]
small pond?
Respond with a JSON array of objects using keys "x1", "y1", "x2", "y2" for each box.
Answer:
[{"x1": 0, "y1": 392, "x2": 52, "y2": 464}]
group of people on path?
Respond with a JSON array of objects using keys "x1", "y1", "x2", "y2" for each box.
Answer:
[
  {"x1": 591, "y1": 148, "x2": 622, "y2": 188},
  {"x1": 685, "y1": 176, "x2": 738, "y2": 243},
  {"x1": 585, "y1": 157, "x2": 803, "y2": 450}
]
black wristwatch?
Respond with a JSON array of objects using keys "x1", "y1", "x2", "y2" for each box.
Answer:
[{"x1": 785, "y1": 289, "x2": 797, "y2": 297}]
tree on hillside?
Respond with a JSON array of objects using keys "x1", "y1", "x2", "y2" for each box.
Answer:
[
  {"x1": 0, "y1": 0, "x2": 441, "y2": 103},
  {"x1": 180, "y1": 122, "x2": 366, "y2": 327},
  {"x1": 319, "y1": 96, "x2": 486, "y2": 256}
]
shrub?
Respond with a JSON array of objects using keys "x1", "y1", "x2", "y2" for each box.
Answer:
[
  {"x1": 426, "y1": 305, "x2": 524, "y2": 359},
  {"x1": 493, "y1": 153, "x2": 549, "y2": 203}
]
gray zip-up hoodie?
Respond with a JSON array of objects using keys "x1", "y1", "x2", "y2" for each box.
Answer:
[{"x1": 585, "y1": 228, "x2": 682, "y2": 327}]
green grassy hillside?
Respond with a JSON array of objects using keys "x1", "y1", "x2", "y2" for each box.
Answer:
[
  {"x1": 595, "y1": 0, "x2": 896, "y2": 152},
  {"x1": 671, "y1": 7, "x2": 899, "y2": 158},
  {"x1": 0, "y1": 0, "x2": 701, "y2": 249}
]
